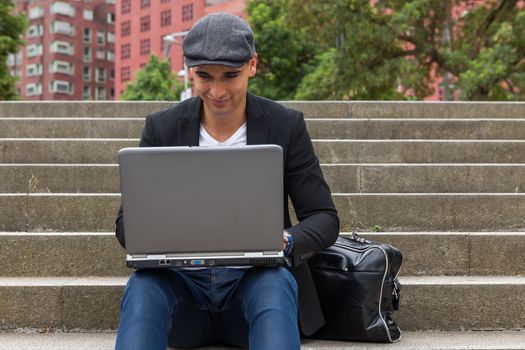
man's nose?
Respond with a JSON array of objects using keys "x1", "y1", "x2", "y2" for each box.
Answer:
[{"x1": 209, "y1": 81, "x2": 226, "y2": 98}]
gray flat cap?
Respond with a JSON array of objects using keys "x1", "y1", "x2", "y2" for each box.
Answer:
[{"x1": 183, "y1": 12, "x2": 255, "y2": 68}]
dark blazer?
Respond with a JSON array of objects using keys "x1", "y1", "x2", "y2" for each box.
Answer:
[{"x1": 115, "y1": 92, "x2": 340, "y2": 336}]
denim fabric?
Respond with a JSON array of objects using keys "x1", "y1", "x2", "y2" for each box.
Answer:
[{"x1": 115, "y1": 267, "x2": 300, "y2": 350}]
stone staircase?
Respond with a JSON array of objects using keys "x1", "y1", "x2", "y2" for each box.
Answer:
[{"x1": 1, "y1": 101, "x2": 525, "y2": 349}]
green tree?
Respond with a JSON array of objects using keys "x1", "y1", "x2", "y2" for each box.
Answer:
[
  {"x1": 288, "y1": 0, "x2": 525, "y2": 100},
  {"x1": 251, "y1": 0, "x2": 525, "y2": 100},
  {"x1": 246, "y1": 0, "x2": 318, "y2": 100},
  {"x1": 121, "y1": 54, "x2": 184, "y2": 101},
  {"x1": 0, "y1": 1, "x2": 27, "y2": 100}
]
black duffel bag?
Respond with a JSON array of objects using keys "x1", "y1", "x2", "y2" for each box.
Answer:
[{"x1": 307, "y1": 233, "x2": 403, "y2": 343}]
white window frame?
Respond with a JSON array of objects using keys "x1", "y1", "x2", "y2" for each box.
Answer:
[
  {"x1": 107, "y1": 50, "x2": 115, "y2": 62},
  {"x1": 7, "y1": 54, "x2": 15, "y2": 66},
  {"x1": 83, "y1": 47, "x2": 92, "y2": 62},
  {"x1": 107, "y1": 32, "x2": 115, "y2": 43},
  {"x1": 96, "y1": 31, "x2": 105, "y2": 45},
  {"x1": 50, "y1": 41, "x2": 74, "y2": 55},
  {"x1": 96, "y1": 49, "x2": 105, "y2": 60},
  {"x1": 107, "y1": 12, "x2": 115, "y2": 24},
  {"x1": 26, "y1": 63, "x2": 43, "y2": 76},
  {"x1": 49, "y1": 80, "x2": 73, "y2": 95},
  {"x1": 26, "y1": 83, "x2": 43, "y2": 96},
  {"x1": 95, "y1": 86, "x2": 107, "y2": 100},
  {"x1": 50, "y1": 2, "x2": 75, "y2": 17},
  {"x1": 27, "y1": 44, "x2": 43, "y2": 58},
  {"x1": 84, "y1": 28, "x2": 92, "y2": 43},
  {"x1": 51, "y1": 21, "x2": 75, "y2": 36},
  {"x1": 27, "y1": 24, "x2": 44, "y2": 38},
  {"x1": 83, "y1": 85, "x2": 91, "y2": 100},
  {"x1": 83, "y1": 9, "x2": 93, "y2": 20},
  {"x1": 50, "y1": 60, "x2": 74, "y2": 75},
  {"x1": 96, "y1": 67, "x2": 106, "y2": 83},
  {"x1": 83, "y1": 65, "x2": 91, "y2": 81},
  {"x1": 29, "y1": 6, "x2": 44, "y2": 19}
]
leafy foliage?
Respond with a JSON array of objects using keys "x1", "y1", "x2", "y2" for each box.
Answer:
[
  {"x1": 247, "y1": 0, "x2": 525, "y2": 101},
  {"x1": 120, "y1": 55, "x2": 184, "y2": 101},
  {"x1": 0, "y1": 1, "x2": 27, "y2": 100},
  {"x1": 246, "y1": 0, "x2": 318, "y2": 100}
]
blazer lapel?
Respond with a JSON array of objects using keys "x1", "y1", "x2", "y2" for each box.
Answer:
[
  {"x1": 246, "y1": 92, "x2": 269, "y2": 145},
  {"x1": 179, "y1": 97, "x2": 201, "y2": 146}
]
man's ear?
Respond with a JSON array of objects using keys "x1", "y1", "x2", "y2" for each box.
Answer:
[{"x1": 248, "y1": 54, "x2": 257, "y2": 77}]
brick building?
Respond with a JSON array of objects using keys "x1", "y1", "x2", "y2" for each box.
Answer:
[
  {"x1": 115, "y1": 0, "x2": 245, "y2": 99},
  {"x1": 9, "y1": 0, "x2": 116, "y2": 100}
]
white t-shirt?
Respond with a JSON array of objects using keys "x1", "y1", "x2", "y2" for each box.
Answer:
[{"x1": 199, "y1": 122, "x2": 247, "y2": 147}]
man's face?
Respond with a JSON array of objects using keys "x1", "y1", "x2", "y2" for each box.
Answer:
[{"x1": 190, "y1": 56, "x2": 257, "y2": 118}]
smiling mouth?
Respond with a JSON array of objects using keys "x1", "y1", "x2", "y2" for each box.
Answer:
[{"x1": 209, "y1": 98, "x2": 229, "y2": 106}]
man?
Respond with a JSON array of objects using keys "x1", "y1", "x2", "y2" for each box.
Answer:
[{"x1": 115, "y1": 13, "x2": 339, "y2": 350}]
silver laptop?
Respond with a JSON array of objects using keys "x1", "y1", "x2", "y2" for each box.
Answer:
[{"x1": 118, "y1": 145, "x2": 285, "y2": 268}]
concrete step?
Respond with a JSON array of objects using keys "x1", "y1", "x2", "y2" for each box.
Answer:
[
  {"x1": 1, "y1": 101, "x2": 524, "y2": 119},
  {"x1": 2, "y1": 193, "x2": 524, "y2": 232},
  {"x1": 1, "y1": 232, "x2": 524, "y2": 277},
  {"x1": 3, "y1": 139, "x2": 525, "y2": 164},
  {"x1": 0, "y1": 276, "x2": 524, "y2": 331},
  {"x1": 5, "y1": 118, "x2": 525, "y2": 140},
  {"x1": 2, "y1": 164, "x2": 525, "y2": 194},
  {"x1": 1, "y1": 331, "x2": 525, "y2": 350}
]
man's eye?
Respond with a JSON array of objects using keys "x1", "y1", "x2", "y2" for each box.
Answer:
[
  {"x1": 225, "y1": 73, "x2": 239, "y2": 78},
  {"x1": 196, "y1": 73, "x2": 211, "y2": 79}
]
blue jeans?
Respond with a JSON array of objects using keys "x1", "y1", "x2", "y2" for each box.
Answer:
[{"x1": 115, "y1": 267, "x2": 300, "y2": 350}]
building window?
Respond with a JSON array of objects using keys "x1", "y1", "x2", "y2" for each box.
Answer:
[
  {"x1": 96, "y1": 67, "x2": 106, "y2": 83},
  {"x1": 83, "y1": 47, "x2": 92, "y2": 62},
  {"x1": 26, "y1": 83, "x2": 43, "y2": 96},
  {"x1": 83, "y1": 65, "x2": 91, "y2": 81},
  {"x1": 121, "y1": 43, "x2": 131, "y2": 60},
  {"x1": 96, "y1": 31, "x2": 105, "y2": 45},
  {"x1": 27, "y1": 44, "x2": 43, "y2": 57},
  {"x1": 96, "y1": 49, "x2": 105, "y2": 60},
  {"x1": 161, "y1": 10, "x2": 171, "y2": 27},
  {"x1": 49, "y1": 80, "x2": 73, "y2": 95},
  {"x1": 51, "y1": 21, "x2": 75, "y2": 36},
  {"x1": 7, "y1": 54, "x2": 14, "y2": 67},
  {"x1": 140, "y1": 16, "x2": 150, "y2": 32},
  {"x1": 84, "y1": 28, "x2": 92, "y2": 43},
  {"x1": 29, "y1": 6, "x2": 44, "y2": 19},
  {"x1": 110, "y1": 69, "x2": 115, "y2": 80},
  {"x1": 83, "y1": 10, "x2": 93, "y2": 20},
  {"x1": 26, "y1": 64, "x2": 43, "y2": 76},
  {"x1": 121, "y1": 21, "x2": 131, "y2": 37},
  {"x1": 107, "y1": 12, "x2": 115, "y2": 24},
  {"x1": 96, "y1": 86, "x2": 107, "y2": 100},
  {"x1": 50, "y1": 41, "x2": 74, "y2": 55},
  {"x1": 161, "y1": 0, "x2": 171, "y2": 3},
  {"x1": 50, "y1": 2, "x2": 75, "y2": 17},
  {"x1": 107, "y1": 32, "x2": 115, "y2": 43},
  {"x1": 83, "y1": 85, "x2": 91, "y2": 100},
  {"x1": 140, "y1": 0, "x2": 150, "y2": 9},
  {"x1": 140, "y1": 39, "x2": 150, "y2": 56},
  {"x1": 182, "y1": 4, "x2": 194, "y2": 22},
  {"x1": 121, "y1": 66, "x2": 131, "y2": 82},
  {"x1": 27, "y1": 24, "x2": 44, "y2": 38},
  {"x1": 110, "y1": 88, "x2": 115, "y2": 98},
  {"x1": 50, "y1": 60, "x2": 73, "y2": 75},
  {"x1": 107, "y1": 50, "x2": 115, "y2": 61},
  {"x1": 121, "y1": 0, "x2": 131, "y2": 14}
]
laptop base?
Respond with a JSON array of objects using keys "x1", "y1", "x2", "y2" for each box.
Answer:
[{"x1": 126, "y1": 254, "x2": 285, "y2": 269}]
